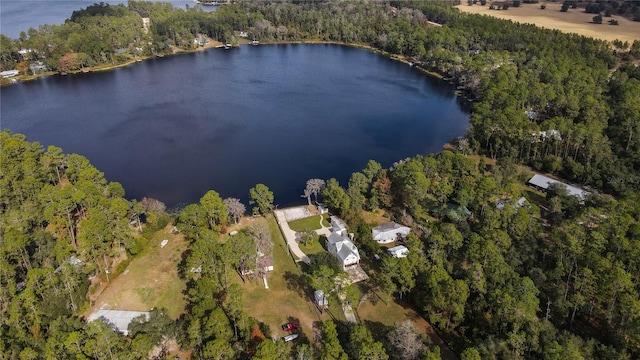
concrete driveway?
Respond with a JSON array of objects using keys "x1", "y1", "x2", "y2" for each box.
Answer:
[{"x1": 273, "y1": 209, "x2": 311, "y2": 264}]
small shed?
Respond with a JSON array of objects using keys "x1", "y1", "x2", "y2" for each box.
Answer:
[
  {"x1": 387, "y1": 245, "x2": 409, "y2": 258},
  {"x1": 314, "y1": 290, "x2": 328, "y2": 307}
]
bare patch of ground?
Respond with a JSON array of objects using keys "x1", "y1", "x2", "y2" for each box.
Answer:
[
  {"x1": 85, "y1": 223, "x2": 188, "y2": 319},
  {"x1": 456, "y1": 3, "x2": 640, "y2": 44},
  {"x1": 281, "y1": 205, "x2": 314, "y2": 222},
  {"x1": 466, "y1": 154, "x2": 497, "y2": 166}
]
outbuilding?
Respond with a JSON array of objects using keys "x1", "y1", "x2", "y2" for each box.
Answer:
[
  {"x1": 528, "y1": 174, "x2": 589, "y2": 199},
  {"x1": 387, "y1": 245, "x2": 409, "y2": 258}
]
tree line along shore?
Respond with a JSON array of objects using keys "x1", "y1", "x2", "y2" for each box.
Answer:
[{"x1": 2, "y1": 1, "x2": 640, "y2": 359}]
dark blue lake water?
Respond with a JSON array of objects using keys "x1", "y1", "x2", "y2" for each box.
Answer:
[{"x1": 1, "y1": 44, "x2": 469, "y2": 207}]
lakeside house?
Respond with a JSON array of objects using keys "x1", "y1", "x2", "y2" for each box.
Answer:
[
  {"x1": 1, "y1": 70, "x2": 19, "y2": 78},
  {"x1": 528, "y1": 174, "x2": 589, "y2": 199},
  {"x1": 87, "y1": 310, "x2": 149, "y2": 336},
  {"x1": 326, "y1": 217, "x2": 360, "y2": 271},
  {"x1": 371, "y1": 222, "x2": 411, "y2": 244},
  {"x1": 326, "y1": 232, "x2": 360, "y2": 271}
]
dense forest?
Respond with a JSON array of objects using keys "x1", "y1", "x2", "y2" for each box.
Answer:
[{"x1": 1, "y1": 0, "x2": 640, "y2": 359}]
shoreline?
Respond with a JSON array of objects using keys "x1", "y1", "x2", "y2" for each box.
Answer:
[{"x1": 1, "y1": 39, "x2": 447, "y2": 87}]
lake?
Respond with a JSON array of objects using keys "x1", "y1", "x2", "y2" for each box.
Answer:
[
  {"x1": 1, "y1": 44, "x2": 470, "y2": 208},
  {"x1": 0, "y1": 0, "x2": 214, "y2": 39}
]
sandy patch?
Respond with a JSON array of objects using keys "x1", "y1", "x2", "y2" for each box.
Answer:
[
  {"x1": 281, "y1": 205, "x2": 314, "y2": 222},
  {"x1": 456, "y1": 3, "x2": 640, "y2": 44}
]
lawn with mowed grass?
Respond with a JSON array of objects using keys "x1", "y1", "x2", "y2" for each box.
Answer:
[
  {"x1": 234, "y1": 215, "x2": 332, "y2": 340},
  {"x1": 86, "y1": 223, "x2": 188, "y2": 319},
  {"x1": 299, "y1": 235, "x2": 326, "y2": 255},
  {"x1": 288, "y1": 215, "x2": 324, "y2": 232}
]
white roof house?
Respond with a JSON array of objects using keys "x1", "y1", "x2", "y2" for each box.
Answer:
[
  {"x1": 528, "y1": 174, "x2": 589, "y2": 199},
  {"x1": 87, "y1": 310, "x2": 149, "y2": 335},
  {"x1": 372, "y1": 222, "x2": 411, "y2": 244},
  {"x1": 330, "y1": 216, "x2": 347, "y2": 235},
  {"x1": 326, "y1": 231, "x2": 360, "y2": 271},
  {"x1": 387, "y1": 245, "x2": 409, "y2": 258}
]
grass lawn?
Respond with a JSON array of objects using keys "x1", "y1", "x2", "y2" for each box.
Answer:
[
  {"x1": 288, "y1": 215, "x2": 323, "y2": 232},
  {"x1": 235, "y1": 215, "x2": 331, "y2": 340},
  {"x1": 86, "y1": 223, "x2": 188, "y2": 319},
  {"x1": 321, "y1": 213, "x2": 330, "y2": 227},
  {"x1": 299, "y1": 235, "x2": 326, "y2": 255}
]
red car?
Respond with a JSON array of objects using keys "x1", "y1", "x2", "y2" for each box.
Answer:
[{"x1": 282, "y1": 322, "x2": 299, "y2": 332}]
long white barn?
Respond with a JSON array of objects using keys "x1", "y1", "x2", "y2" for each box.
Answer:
[{"x1": 528, "y1": 174, "x2": 590, "y2": 199}]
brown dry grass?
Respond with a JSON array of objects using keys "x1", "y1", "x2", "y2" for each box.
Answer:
[
  {"x1": 360, "y1": 208, "x2": 391, "y2": 225},
  {"x1": 85, "y1": 223, "x2": 188, "y2": 319},
  {"x1": 456, "y1": 3, "x2": 640, "y2": 44}
]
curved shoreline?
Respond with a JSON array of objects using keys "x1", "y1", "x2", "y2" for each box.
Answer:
[{"x1": 1, "y1": 40, "x2": 446, "y2": 87}]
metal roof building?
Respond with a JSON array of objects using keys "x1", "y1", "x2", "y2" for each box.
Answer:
[
  {"x1": 528, "y1": 174, "x2": 589, "y2": 199},
  {"x1": 87, "y1": 310, "x2": 150, "y2": 335}
]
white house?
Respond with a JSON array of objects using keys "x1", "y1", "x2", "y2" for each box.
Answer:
[
  {"x1": 326, "y1": 231, "x2": 360, "y2": 271},
  {"x1": 330, "y1": 216, "x2": 347, "y2": 235},
  {"x1": 387, "y1": 245, "x2": 409, "y2": 258},
  {"x1": 372, "y1": 222, "x2": 411, "y2": 244}
]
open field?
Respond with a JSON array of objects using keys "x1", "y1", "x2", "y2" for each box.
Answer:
[
  {"x1": 85, "y1": 224, "x2": 188, "y2": 319},
  {"x1": 456, "y1": 3, "x2": 640, "y2": 44}
]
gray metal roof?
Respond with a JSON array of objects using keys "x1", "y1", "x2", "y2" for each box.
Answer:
[
  {"x1": 528, "y1": 174, "x2": 589, "y2": 199},
  {"x1": 87, "y1": 310, "x2": 149, "y2": 335}
]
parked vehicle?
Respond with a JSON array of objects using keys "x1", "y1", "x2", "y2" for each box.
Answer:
[{"x1": 282, "y1": 322, "x2": 299, "y2": 332}]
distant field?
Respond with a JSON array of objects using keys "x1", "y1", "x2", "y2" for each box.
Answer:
[{"x1": 456, "y1": 3, "x2": 640, "y2": 44}]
